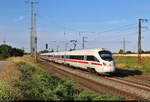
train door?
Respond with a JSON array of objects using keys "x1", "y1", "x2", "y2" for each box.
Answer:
[
  {"x1": 84, "y1": 55, "x2": 92, "y2": 70},
  {"x1": 83, "y1": 56, "x2": 89, "y2": 69},
  {"x1": 86, "y1": 55, "x2": 100, "y2": 72},
  {"x1": 77, "y1": 55, "x2": 86, "y2": 69}
]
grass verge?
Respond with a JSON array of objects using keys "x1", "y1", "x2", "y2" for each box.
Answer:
[
  {"x1": 115, "y1": 56, "x2": 150, "y2": 73},
  {"x1": 0, "y1": 80, "x2": 19, "y2": 101},
  {"x1": 0, "y1": 56, "x2": 123, "y2": 101},
  {"x1": 14, "y1": 61, "x2": 123, "y2": 101}
]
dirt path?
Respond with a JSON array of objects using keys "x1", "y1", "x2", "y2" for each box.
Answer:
[{"x1": 0, "y1": 61, "x2": 9, "y2": 73}]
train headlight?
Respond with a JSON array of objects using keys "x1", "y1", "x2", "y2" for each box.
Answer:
[{"x1": 103, "y1": 62, "x2": 106, "y2": 66}]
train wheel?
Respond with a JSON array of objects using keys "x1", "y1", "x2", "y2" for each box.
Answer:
[{"x1": 87, "y1": 67, "x2": 96, "y2": 73}]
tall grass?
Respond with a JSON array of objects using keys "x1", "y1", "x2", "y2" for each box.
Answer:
[
  {"x1": 0, "y1": 55, "x2": 123, "y2": 101},
  {"x1": 0, "y1": 80, "x2": 19, "y2": 101},
  {"x1": 115, "y1": 56, "x2": 150, "y2": 73},
  {"x1": 15, "y1": 62, "x2": 123, "y2": 101}
]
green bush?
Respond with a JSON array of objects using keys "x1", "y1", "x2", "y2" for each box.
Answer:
[
  {"x1": 11, "y1": 48, "x2": 24, "y2": 56},
  {"x1": 74, "y1": 91, "x2": 123, "y2": 101},
  {"x1": 0, "y1": 44, "x2": 24, "y2": 60},
  {"x1": 0, "y1": 80, "x2": 18, "y2": 101},
  {"x1": 0, "y1": 44, "x2": 11, "y2": 59},
  {"x1": 15, "y1": 62, "x2": 123, "y2": 101},
  {"x1": 15, "y1": 62, "x2": 79, "y2": 100}
]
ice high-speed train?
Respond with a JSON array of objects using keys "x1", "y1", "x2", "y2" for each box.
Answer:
[{"x1": 40, "y1": 48, "x2": 116, "y2": 73}]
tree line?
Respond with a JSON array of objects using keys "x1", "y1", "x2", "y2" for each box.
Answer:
[
  {"x1": 0, "y1": 44, "x2": 24, "y2": 59},
  {"x1": 118, "y1": 49, "x2": 150, "y2": 54}
]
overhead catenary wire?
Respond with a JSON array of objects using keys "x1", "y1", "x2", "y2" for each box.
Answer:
[
  {"x1": 36, "y1": 13, "x2": 150, "y2": 53},
  {"x1": 36, "y1": 14, "x2": 141, "y2": 40},
  {"x1": 37, "y1": 14, "x2": 139, "y2": 43},
  {"x1": 37, "y1": 14, "x2": 138, "y2": 35}
]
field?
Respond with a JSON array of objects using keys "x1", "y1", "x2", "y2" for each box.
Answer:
[
  {"x1": 0, "y1": 55, "x2": 149, "y2": 101},
  {"x1": 114, "y1": 55, "x2": 150, "y2": 73},
  {"x1": 0, "y1": 56, "x2": 123, "y2": 101},
  {"x1": 114, "y1": 54, "x2": 150, "y2": 57}
]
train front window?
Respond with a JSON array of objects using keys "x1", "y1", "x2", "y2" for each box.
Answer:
[{"x1": 99, "y1": 51, "x2": 113, "y2": 61}]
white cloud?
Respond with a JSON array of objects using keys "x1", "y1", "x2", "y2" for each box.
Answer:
[
  {"x1": 107, "y1": 19, "x2": 126, "y2": 24},
  {"x1": 15, "y1": 16, "x2": 25, "y2": 22}
]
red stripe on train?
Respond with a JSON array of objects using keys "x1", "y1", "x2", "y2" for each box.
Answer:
[
  {"x1": 91, "y1": 62, "x2": 102, "y2": 66},
  {"x1": 41, "y1": 56, "x2": 102, "y2": 66},
  {"x1": 48, "y1": 57, "x2": 88, "y2": 64}
]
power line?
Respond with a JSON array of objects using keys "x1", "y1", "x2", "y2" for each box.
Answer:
[
  {"x1": 97, "y1": 24, "x2": 137, "y2": 34},
  {"x1": 138, "y1": 18, "x2": 148, "y2": 64},
  {"x1": 82, "y1": 36, "x2": 88, "y2": 49},
  {"x1": 38, "y1": 14, "x2": 138, "y2": 35},
  {"x1": 25, "y1": 0, "x2": 39, "y2": 57},
  {"x1": 38, "y1": 15, "x2": 79, "y2": 32},
  {"x1": 33, "y1": 13, "x2": 37, "y2": 61},
  {"x1": 120, "y1": 37, "x2": 130, "y2": 54}
]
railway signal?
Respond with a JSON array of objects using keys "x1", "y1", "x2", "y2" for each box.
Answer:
[{"x1": 46, "y1": 43, "x2": 48, "y2": 50}]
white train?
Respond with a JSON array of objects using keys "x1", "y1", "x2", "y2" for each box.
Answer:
[{"x1": 40, "y1": 48, "x2": 116, "y2": 73}]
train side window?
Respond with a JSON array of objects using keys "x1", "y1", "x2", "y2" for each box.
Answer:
[
  {"x1": 70, "y1": 56, "x2": 76, "y2": 59},
  {"x1": 69, "y1": 55, "x2": 84, "y2": 60},
  {"x1": 65, "y1": 55, "x2": 68, "y2": 59},
  {"x1": 87, "y1": 56, "x2": 99, "y2": 62},
  {"x1": 76, "y1": 56, "x2": 84, "y2": 60}
]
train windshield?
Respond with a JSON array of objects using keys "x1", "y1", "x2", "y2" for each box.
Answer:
[{"x1": 99, "y1": 51, "x2": 113, "y2": 61}]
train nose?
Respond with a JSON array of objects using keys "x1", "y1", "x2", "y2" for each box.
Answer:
[
  {"x1": 102, "y1": 62, "x2": 113, "y2": 67},
  {"x1": 102, "y1": 61, "x2": 115, "y2": 72}
]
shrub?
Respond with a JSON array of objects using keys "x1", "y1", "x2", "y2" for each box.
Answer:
[
  {"x1": 0, "y1": 44, "x2": 24, "y2": 59},
  {"x1": 15, "y1": 62, "x2": 123, "y2": 101},
  {"x1": 74, "y1": 91, "x2": 123, "y2": 101},
  {"x1": 0, "y1": 80, "x2": 18, "y2": 101},
  {"x1": 15, "y1": 62, "x2": 79, "y2": 100}
]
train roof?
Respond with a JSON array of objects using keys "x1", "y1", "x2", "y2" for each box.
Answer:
[{"x1": 40, "y1": 48, "x2": 109, "y2": 55}]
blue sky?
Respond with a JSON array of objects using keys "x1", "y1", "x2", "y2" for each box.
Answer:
[{"x1": 0, "y1": 0, "x2": 150, "y2": 52}]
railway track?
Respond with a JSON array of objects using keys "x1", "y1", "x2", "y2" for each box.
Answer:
[
  {"x1": 115, "y1": 75, "x2": 150, "y2": 88},
  {"x1": 38, "y1": 58, "x2": 147, "y2": 100},
  {"x1": 76, "y1": 69, "x2": 150, "y2": 100},
  {"x1": 46, "y1": 61, "x2": 150, "y2": 100},
  {"x1": 69, "y1": 68, "x2": 150, "y2": 100},
  {"x1": 106, "y1": 77, "x2": 150, "y2": 91},
  {"x1": 133, "y1": 75, "x2": 150, "y2": 82}
]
